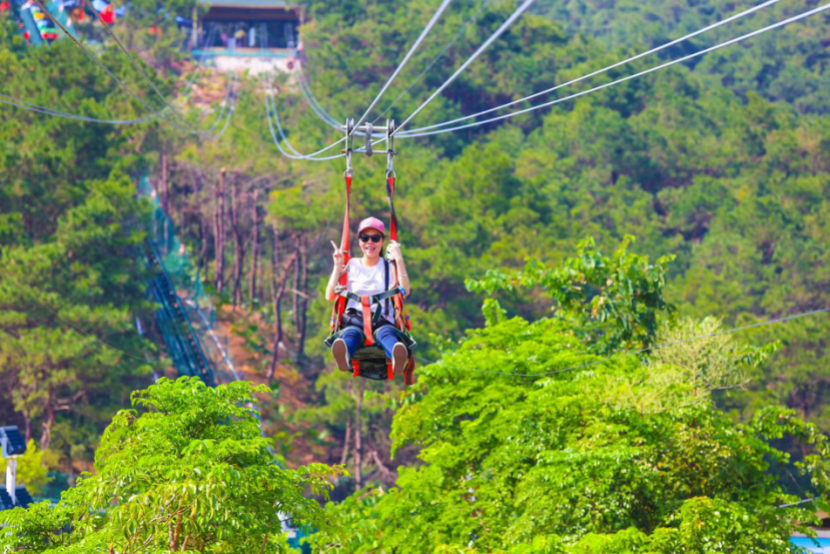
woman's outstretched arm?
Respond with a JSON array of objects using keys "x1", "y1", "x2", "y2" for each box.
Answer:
[
  {"x1": 325, "y1": 241, "x2": 345, "y2": 302},
  {"x1": 386, "y1": 241, "x2": 410, "y2": 296}
]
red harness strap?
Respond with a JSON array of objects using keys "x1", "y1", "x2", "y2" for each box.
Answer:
[
  {"x1": 387, "y1": 175, "x2": 398, "y2": 242},
  {"x1": 385, "y1": 173, "x2": 413, "y2": 333},
  {"x1": 361, "y1": 295, "x2": 374, "y2": 346},
  {"x1": 330, "y1": 172, "x2": 352, "y2": 334},
  {"x1": 404, "y1": 356, "x2": 415, "y2": 386}
]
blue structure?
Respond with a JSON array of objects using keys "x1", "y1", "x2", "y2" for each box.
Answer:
[
  {"x1": 0, "y1": 426, "x2": 34, "y2": 511},
  {"x1": 14, "y1": 0, "x2": 78, "y2": 44},
  {"x1": 189, "y1": 0, "x2": 301, "y2": 74},
  {"x1": 139, "y1": 175, "x2": 239, "y2": 386},
  {"x1": 792, "y1": 537, "x2": 830, "y2": 553},
  {"x1": 195, "y1": 0, "x2": 299, "y2": 49},
  {"x1": 146, "y1": 241, "x2": 217, "y2": 386}
]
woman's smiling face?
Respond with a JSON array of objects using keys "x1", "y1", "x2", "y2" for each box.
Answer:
[{"x1": 358, "y1": 229, "x2": 384, "y2": 260}]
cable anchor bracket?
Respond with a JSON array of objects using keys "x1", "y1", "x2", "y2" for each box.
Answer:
[
  {"x1": 342, "y1": 118, "x2": 355, "y2": 178},
  {"x1": 364, "y1": 122, "x2": 374, "y2": 157},
  {"x1": 386, "y1": 119, "x2": 397, "y2": 177}
]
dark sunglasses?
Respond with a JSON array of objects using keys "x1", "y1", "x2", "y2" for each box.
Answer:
[{"x1": 358, "y1": 234, "x2": 384, "y2": 243}]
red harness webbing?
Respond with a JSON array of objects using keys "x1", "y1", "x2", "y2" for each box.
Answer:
[
  {"x1": 387, "y1": 175, "x2": 398, "y2": 242},
  {"x1": 331, "y1": 160, "x2": 414, "y2": 383},
  {"x1": 330, "y1": 173, "x2": 352, "y2": 334},
  {"x1": 385, "y1": 174, "x2": 412, "y2": 333},
  {"x1": 361, "y1": 295, "x2": 374, "y2": 346}
]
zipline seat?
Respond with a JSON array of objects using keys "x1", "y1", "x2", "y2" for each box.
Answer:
[{"x1": 324, "y1": 118, "x2": 416, "y2": 385}]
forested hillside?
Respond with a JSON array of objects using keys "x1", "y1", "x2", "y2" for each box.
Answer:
[
  {"x1": 294, "y1": 0, "x2": 830, "y2": 434},
  {"x1": 1, "y1": 0, "x2": 829, "y2": 550},
  {"x1": 535, "y1": 0, "x2": 830, "y2": 113}
]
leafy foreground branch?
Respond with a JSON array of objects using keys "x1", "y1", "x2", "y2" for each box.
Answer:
[
  {"x1": 310, "y1": 241, "x2": 830, "y2": 554},
  {"x1": 0, "y1": 377, "x2": 343, "y2": 553}
]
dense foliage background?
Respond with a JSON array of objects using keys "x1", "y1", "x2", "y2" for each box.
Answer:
[{"x1": 1, "y1": 0, "x2": 829, "y2": 549}]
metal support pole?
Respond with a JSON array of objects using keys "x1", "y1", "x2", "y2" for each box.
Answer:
[
  {"x1": 6, "y1": 458, "x2": 17, "y2": 505},
  {"x1": 343, "y1": 118, "x2": 354, "y2": 177},
  {"x1": 364, "y1": 123, "x2": 374, "y2": 157},
  {"x1": 386, "y1": 119, "x2": 396, "y2": 177}
]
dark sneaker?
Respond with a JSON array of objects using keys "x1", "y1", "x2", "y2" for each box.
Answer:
[
  {"x1": 392, "y1": 342, "x2": 408, "y2": 377},
  {"x1": 332, "y1": 338, "x2": 350, "y2": 372}
]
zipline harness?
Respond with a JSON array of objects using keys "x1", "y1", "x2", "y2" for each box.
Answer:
[{"x1": 325, "y1": 119, "x2": 416, "y2": 385}]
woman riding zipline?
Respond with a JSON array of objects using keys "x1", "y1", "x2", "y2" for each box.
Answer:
[{"x1": 325, "y1": 216, "x2": 411, "y2": 376}]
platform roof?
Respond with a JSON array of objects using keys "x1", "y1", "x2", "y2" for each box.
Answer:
[
  {"x1": 0, "y1": 426, "x2": 26, "y2": 458},
  {"x1": 199, "y1": 0, "x2": 299, "y2": 8}
]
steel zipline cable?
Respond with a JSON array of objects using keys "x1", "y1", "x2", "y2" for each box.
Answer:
[
  {"x1": 85, "y1": 0, "x2": 212, "y2": 136},
  {"x1": 398, "y1": 1, "x2": 830, "y2": 138},
  {"x1": 30, "y1": 0, "x2": 161, "y2": 117},
  {"x1": 0, "y1": 21, "x2": 233, "y2": 129},
  {"x1": 295, "y1": 68, "x2": 384, "y2": 136},
  {"x1": 0, "y1": 92, "x2": 168, "y2": 124},
  {"x1": 416, "y1": 307, "x2": 830, "y2": 378},
  {"x1": 263, "y1": 83, "x2": 346, "y2": 161},
  {"x1": 398, "y1": 0, "x2": 785, "y2": 135},
  {"x1": 264, "y1": 83, "x2": 382, "y2": 161},
  {"x1": 372, "y1": 0, "x2": 492, "y2": 125},
  {"x1": 202, "y1": 76, "x2": 239, "y2": 141},
  {"x1": 0, "y1": 69, "x2": 236, "y2": 130},
  {"x1": 351, "y1": 0, "x2": 454, "y2": 132},
  {"x1": 290, "y1": 0, "x2": 456, "y2": 138},
  {"x1": 393, "y1": 0, "x2": 537, "y2": 136},
  {"x1": 296, "y1": 68, "x2": 342, "y2": 129}
]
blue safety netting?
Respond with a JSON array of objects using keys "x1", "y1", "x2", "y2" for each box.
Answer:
[{"x1": 138, "y1": 175, "x2": 239, "y2": 385}]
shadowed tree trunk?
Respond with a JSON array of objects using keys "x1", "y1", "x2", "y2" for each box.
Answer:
[
  {"x1": 249, "y1": 188, "x2": 260, "y2": 304},
  {"x1": 370, "y1": 449, "x2": 396, "y2": 484},
  {"x1": 295, "y1": 235, "x2": 309, "y2": 358},
  {"x1": 340, "y1": 416, "x2": 352, "y2": 466},
  {"x1": 293, "y1": 238, "x2": 301, "y2": 336},
  {"x1": 230, "y1": 176, "x2": 245, "y2": 308},
  {"x1": 186, "y1": 169, "x2": 210, "y2": 273},
  {"x1": 40, "y1": 401, "x2": 55, "y2": 451},
  {"x1": 158, "y1": 149, "x2": 170, "y2": 247},
  {"x1": 160, "y1": 148, "x2": 169, "y2": 212},
  {"x1": 268, "y1": 228, "x2": 297, "y2": 381},
  {"x1": 214, "y1": 169, "x2": 227, "y2": 294},
  {"x1": 354, "y1": 380, "x2": 363, "y2": 490},
  {"x1": 199, "y1": 214, "x2": 210, "y2": 273},
  {"x1": 368, "y1": 421, "x2": 397, "y2": 485},
  {"x1": 39, "y1": 389, "x2": 84, "y2": 451}
]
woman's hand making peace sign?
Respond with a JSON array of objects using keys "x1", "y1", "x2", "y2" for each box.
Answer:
[{"x1": 331, "y1": 241, "x2": 345, "y2": 268}]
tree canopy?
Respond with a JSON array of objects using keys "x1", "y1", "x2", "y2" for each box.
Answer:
[
  {"x1": 0, "y1": 377, "x2": 342, "y2": 553},
  {"x1": 308, "y1": 242, "x2": 830, "y2": 553},
  {"x1": 1, "y1": 0, "x2": 829, "y2": 550}
]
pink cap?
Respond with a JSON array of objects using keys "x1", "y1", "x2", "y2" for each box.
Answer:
[{"x1": 357, "y1": 216, "x2": 386, "y2": 236}]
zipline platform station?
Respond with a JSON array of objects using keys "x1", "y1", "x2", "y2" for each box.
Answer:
[{"x1": 192, "y1": 0, "x2": 301, "y2": 74}]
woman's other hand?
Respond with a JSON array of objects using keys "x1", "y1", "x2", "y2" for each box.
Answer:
[{"x1": 386, "y1": 240, "x2": 403, "y2": 263}]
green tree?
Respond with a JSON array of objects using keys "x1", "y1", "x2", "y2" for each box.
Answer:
[
  {"x1": 0, "y1": 439, "x2": 53, "y2": 497},
  {"x1": 308, "y1": 309, "x2": 829, "y2": 554},
  {"x1": 467, "y1": 236, "x2": 676, "y2": 353},
  {"x1": 0, "y1": 377, "x2": 342, "y2": 553},
  {"x1": 646, "y1": 316, "x2": 778, "y2": 406},
  {"x1": 0, "y1": 174, "x2": 155, "y2": 463}
]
